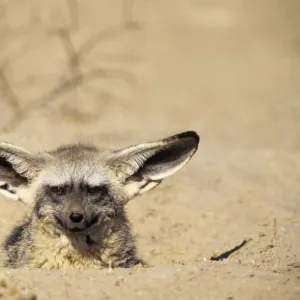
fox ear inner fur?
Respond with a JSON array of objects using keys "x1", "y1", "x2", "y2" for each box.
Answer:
[
  {"x1": 0, "y1": 142, "x2": 49, "y2": 203},
  {"x1": 112, "y1": 131, "x2": 199, "y2": 198}
]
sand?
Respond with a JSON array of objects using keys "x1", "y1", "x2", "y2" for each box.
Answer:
[{"x1": 0, "y1": 0, "x2": 299, "y2": 299}]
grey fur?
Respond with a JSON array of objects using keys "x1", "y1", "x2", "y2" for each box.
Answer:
[{"x1": 0, "y1": 131, "x2": 199, "y2": 269}]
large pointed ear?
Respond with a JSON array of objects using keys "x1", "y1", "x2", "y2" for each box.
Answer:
[
  {"x1": 111, "y1": 131, "x2": 199, "y2": 200},
  {"x1": 0, "y1": 142, "x2": 47, "y2": 203}
]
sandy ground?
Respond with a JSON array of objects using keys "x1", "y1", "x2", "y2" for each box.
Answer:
[{"x1": 0, "y1": 0, "x2": 300, "y2": 299}]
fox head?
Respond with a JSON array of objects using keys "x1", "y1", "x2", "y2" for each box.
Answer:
[{"x1": 0, "y1": 131, "x2": 199, "y2": 233}]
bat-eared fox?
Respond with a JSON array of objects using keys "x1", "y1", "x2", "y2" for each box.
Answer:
[{"x1": 0, "y1": 131, "x2": 199, "y2": 269}]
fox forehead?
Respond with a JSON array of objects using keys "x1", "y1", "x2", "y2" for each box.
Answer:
[{"x1": 40, "y1": 144, "x2": 115, "y2": 187}]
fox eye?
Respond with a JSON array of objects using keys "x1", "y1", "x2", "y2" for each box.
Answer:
[
  {"x1": 49, "y1": 186, "x2": 66, "y2": 196},
  {"x1": 87, "y1": 185, "x2": 108, "y2": 197}
]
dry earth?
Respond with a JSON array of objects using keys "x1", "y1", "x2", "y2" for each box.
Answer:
[{"x1": 0, "y1": 0, "x2": 300, "y2": 299}]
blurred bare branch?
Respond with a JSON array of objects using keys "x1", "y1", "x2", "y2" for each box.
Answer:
[
  {"x1": 66, "y1": 0, "x2": 79, "y2": 31},
  {"x1": 0, "y1": 67, "x2": 21, "y2": 109},
  {"x1": 123, "y1": 0, "x2": 139, "y2": 29},
  {"x1": 57, "y1": 28, "x2": 81, "y2": 76},
  {"x1": 0, "y1": 0, "x2": 139, "y2": 133},
  {"x1": 77, "y1": 26, "x2": 125, "y2": 58},
  {"x1": 2, "y1": 0, "x2": 79, "y2": 34},
  {"x1": 1, "y1": 66, "x2": 136, "y2": 132}
]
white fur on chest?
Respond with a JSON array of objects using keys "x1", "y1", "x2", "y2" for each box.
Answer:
[{"x1": 28, "y1": 225, "x2": 111, "y2": 269}]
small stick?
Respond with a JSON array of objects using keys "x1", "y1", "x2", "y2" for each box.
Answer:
[{"x1": 210, "y1": 239, "x2": 251, "y2": 261}]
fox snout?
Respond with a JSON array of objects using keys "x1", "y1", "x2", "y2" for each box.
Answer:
[
  {"x1": 54, "y1": 200, "x2": 101, "y2": 232},
  {"x1": 66, "y1": 201, "x2": 86, "y2": 224},
  {"x1": 69, "y1": 211, "x2": 84, "y2": 223},
  {"x1": 55, "y1": 212, "x2": 100, "y2": 232}
]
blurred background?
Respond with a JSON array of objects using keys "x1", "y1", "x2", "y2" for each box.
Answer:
[
  {"x1": 1, "y1": 0, "x2": 299, "y2": 151},
  {"x1": 0, "y1": 0, "x2": 300, "y2": 298}
]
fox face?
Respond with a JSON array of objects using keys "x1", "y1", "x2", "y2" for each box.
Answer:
[
  {"x1": 0, "y1": 131, "x2": 199, "y2": 269},
  {"x1": 33, "y1": 145, "x2": 126, "y2": 235}
]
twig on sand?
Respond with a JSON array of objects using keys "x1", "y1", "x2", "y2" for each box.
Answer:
[{"x1": 210, "y1": 239, "x2": 251, "y2": 261}]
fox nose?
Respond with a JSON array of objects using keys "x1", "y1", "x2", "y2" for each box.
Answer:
[{"x1": 69, "y1": 212, "x2": 84, "y2": 223}]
